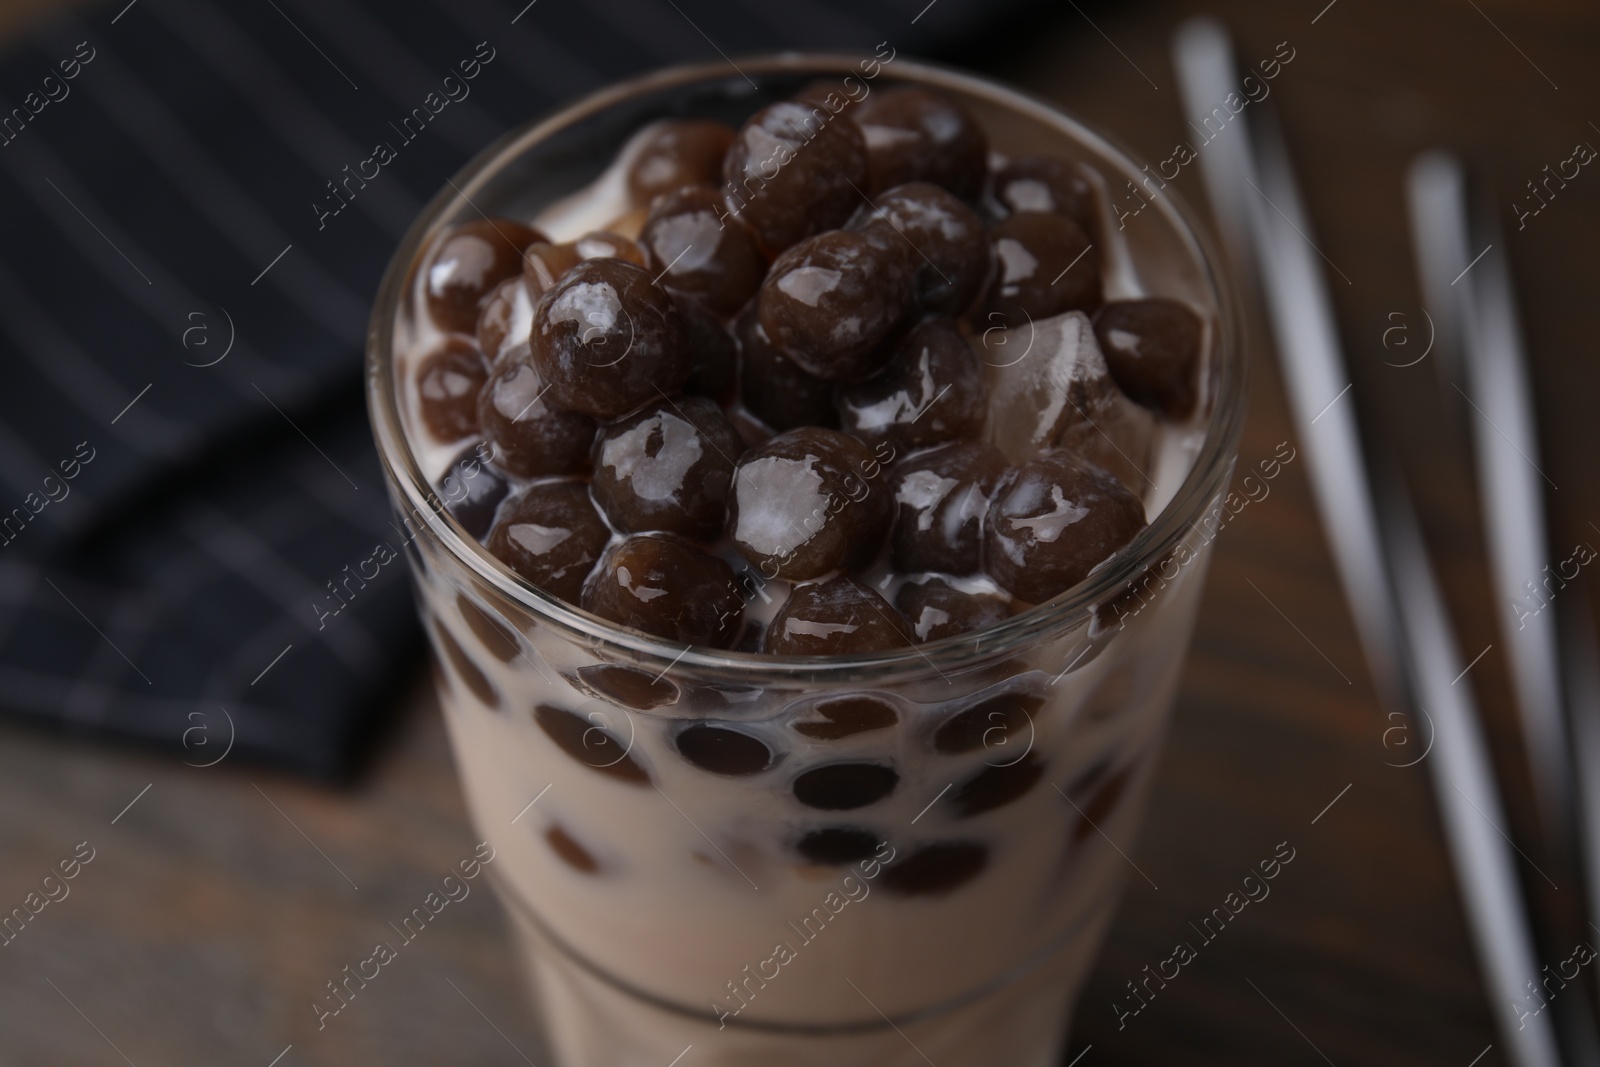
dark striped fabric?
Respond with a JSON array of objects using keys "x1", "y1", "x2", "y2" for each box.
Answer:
[{"x1": 0, "y1": 0, "x2": 1019, "y2": 776}]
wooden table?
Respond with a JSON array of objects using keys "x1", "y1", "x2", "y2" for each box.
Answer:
[{"x1": 2, "y1": 0, "x2": 1597, "y2": 1064}]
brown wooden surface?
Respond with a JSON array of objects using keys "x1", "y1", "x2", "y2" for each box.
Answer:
[{"x1": 2, "y1": 1, "x2": 1598, "y2": 1064}]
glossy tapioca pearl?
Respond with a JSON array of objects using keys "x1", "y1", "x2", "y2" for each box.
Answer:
[
  {"x1": 988, "y1": 155, "x2": 1100, "y2": 234},
  {"x1": 476, "y1": 347, "x2": 597, "y2": 478},
  {"x1": 425, "y1": 217, "x2": 544, "y2": 335},
  {"x1": 792, "y1": 695, "x2": 899, "y2": 740},
  {"x1": 850, "y1": 87, "x2": 988, "y2": 200},
  {"x1": 836, "y1": 317, "x2": 986, "y2": 453},
  {"x1": 895, "y1": 578, "x2": 1011, "y2": 642},
  {"x1": 796, "y1": 827, "x2": 884, "y2": 865},
  {"x1": 933, "y1": 690, "x2": 1045, "y2": 755},
  {"x1": 1093, "y1": 298, "x2": 1205, "y2": 418},
  {"x1": 534, "y1": 702, "x2": 650, "y2": 785},
  {"x1": 727, "y1": 428, "x2": 892, "y2": 582},
  {"x1": 888, "y1": 440, "x2": 1008, "y2": 576},
  {"x1": 793, "y1": 761, "x2": 899, "y2": 810},
  {"x1": 455, "y1": 591, "x2": 521, "y2": 663},
  {"x1": 431, "y1": 620, "x2": 500, "y2": 710},
  {"x1": 416, "y1": 338, "x2": 489, "y2": 442},
  {"x1": 641, "y1": 184, "x2": 767, "y2": 317},
  {"x1": 847, "y1": 182, "x2": 991, "y2": 316},
  {"x1": 590, "y1": 395, "x2": 743, "y2": 543},
  {"x1": 981, "y1": 212, "x2": 1101, "y2": 328},
  {"x1": 486, "y1": 480, "x2": 610, "y2": 603},
  {"x1": 678, "y1": 296, "x2": 739, "y2": 405},
  {"x1": 627, "y1": 118, "x2": 737, "y2": 203},
  {"x1": 764, "y1": 578, "x2": 910, "y2": 656},
  {"x1": 580, "y1": 534, "x2": 744, "y2": 648},
  {"x1": 573, "y1": 664, "x2": 680, "y2": 711},
  {"x1": 950, "y1": 752, "x2": 1045, "y2": 818},
  {"x1": 572, "y1": 231, "x2": 648, "y2": 267},
  {"x1": 437, "y1": 443, "x2": 509, "y2": 540},
  {"x1": 530, "y1": 258, "x2": 690, "y2": 418},
  {"x1": 476, "y1": 276, "x2": 534, "y2": 362},
  {"x1": 722, "y1": 100, "x2": 869, "y2": 257},
  {"x1": 523, "y1": 240, "x2": 581, "y2": 301},
  {"x1": 757, "y1": 227, "x2": 915, "y2": 382},
  {"x1": 674, "y1": 724, "x2": 773, "y2": 776},
  {"x1": 983, "y1": 451, "x2": 1147, "y2": 604},
  {"x1": 734, "y1": 302, "x2": 837, "y2": 432},
  {"x1": 879, "y1": 841, "x2": 988, "y2": 896}
]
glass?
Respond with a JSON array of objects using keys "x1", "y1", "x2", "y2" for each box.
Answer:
[{"x1": 367, "y1": 53, "x2": 1244, "y2": 1067}]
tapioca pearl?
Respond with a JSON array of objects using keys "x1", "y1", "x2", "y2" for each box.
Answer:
[
  {"x1": 888, "y1": 440, "x2": 1008, "y2": 576},
  {"x1": 523, "y1": 241, "x2": 581, "y2": 301},
  {"x1": 674, "y1": 724, "x2": 773, "y2": 776},
  {"x1": 791, "y1": 79, "x2": 865, "y2": 118},
  {"x1": 950, "y1": 752, "x2": 1045, "y2": 818},
  {"x1": 426, "y1": 217, "x2": 543, "y2": 335},
  {"x1": 455, "y1": 591, "x2": 521, "y2": 663},
  {"x1": 530, "y1": 258, "x2": 690, "y2": 418},
  {"x1": 837, "y1": 317, "x2": 987, "y2": 455},
  {"x1": 574, "y1": 664, "x2": 681, "y2": 711},
  {"x1": 851, "y1": 87, "x2": 987, "y2": 200},
  {"x1": 792, "y1": 696, "x2": 899, "y2": 740},
  {"x1": 573, "y1": 231, "x2": 648, "y2": 267},
  {"x1": 764, "y1": 579, "x2": 910, "y2": 657},
  {"x1": 722, "y1": 100, "x2": 868, "y2": 257},
  {"x1": 983, "y1": 451, "x2": 1147, "y2": 604},
  {"x1": 590, "y1": 395, "x2": 742, "y2": 543},
  {"x1": 879, "y1": 841, "x2": 988, "y2": 897},
  {"x1": 735, "y1": 301, "x2": 838, "y2": 433},
  {"x1": 847, "y1": 182, "x2": 990, "y2": 316},
  {"x1": 437, "y1": 443, "x2": 510, "y2": 540},
  {"x1": 728, "y1": 429, "x2": 892, "y2": 582},
  {"x1": 932, "y1": 691, "x2": 1045, "y2": 755},
  {"x1": 796, "y1": 827, "x2": 884, "y2": 865},
  {"x1": 643, "y1": 183, "x2": 766, "y2": 317},
  {"x1": 627, "y1": 119, "x2": 737, "y2": 203},
  {"x1": 476, "y1": 348, "x2": 597, "y2": 479},
  {"x1": 989, "y1": 155, "x2": 1099, "y2": 234},
  {"x1": 416, "y1": 338, "x2": 489, "y2": 442},
  {"x1": 432, "y1": 621, "x2": 500, "y2": 710},
  {"x1": 1093, "y1": 298, "x2": 1204, "y2": 418},
  {"x1": 486, "y1": 481, "x2": 610, "y2": 604},
  {"x1": 757, "y1": 228, "x2": 914, "y2": 382},
  {"x1": 1071, "y1": 765, "x2": 1133, "y2": 844},
  {"x1": 534, "y1": 703, "x2": 650, "y2": 785},
  {"x1": 677, "y1": 296, "x2": 738, "y2": 405},
  {"x1": 580, "y1": 534, "x2": 744, "y2": 648},
  {"x1": 895, "y1": 578, "x2": 1011, "y2": 642},
  {"x1": 792, "y1": 762, "x2": 898, "y2": 810},
  {"x1": 475, "y1": 275, "x2": 532, "y2": 363},
  {"x1": 981, "y1": 213, "x2": 1101, "y2": 328},
  {"x1": 545, "y1": 823, "x2": 601, "y2": 873}
]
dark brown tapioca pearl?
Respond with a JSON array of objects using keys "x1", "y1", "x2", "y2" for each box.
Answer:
[
  {"x1": 573, "y1": 231, "x2": 648, "y2": 267},
  {"x1": 895, "y1": 579, "x2": 1011, "y2": 643},
  {"x1": 590, "y1": 395, "x2": 742, "y2": 543},
  {"x1": 432, "y1": 621, "x2": 500, "y2": 710},
  {"x1": 1071, "y1": 766, "x2": 1133, "y2": 844},
  {"x1": 851, "y1": 87, "x2": 987, "y2": 200},
  {"x1": 722, "y1": 100, "x2": 868, "y2": 257},
  {"x1": 793, "y1": 762, "x2": 898, "y2": 809},
  {"x1": 758, "y1": 228, "x2": 914, "y2": 382},
  {"x1": 425, "y1": 218, "x2": 544, "y2": 335},
  {"x1": 735, "y1": 302, "x2": 837, "y2": 432},
  {"x1": 476, "y1": 350, "x2": 597, "y2": 479},
  {"x1": 728, "y1": 428, "x2": 891, "y2": 581},
  {"x1": 847, "y1": 182, "x2": 990, "y2": 316},
  {"x1": 642, "y1": 184, "x2": 766, "y2": 317},
  {"x1": 486, "y1": 481, "x2": 609, "y2": 603},
  {"x1": 581, "y1": 534, "x2": 744, "y2": 648},
  {"x1": 438, "y1": 443, "x2": 510, "y2": 540},
  {"x1": 545, "y1": 824, "x2": 601, "y2": 873},
  {"x1": 573, "y1": 664, "x2": 680, "y2": 711},
  {"x1": 1094, "y1": 299, "x2": 1204, "y2": 418},
  {"x1": 765, "y1": 579, "x2": 910, "y2": 656},
  {"x1": 416, "y1": 338, "x2": 489, "y2": 442},
  {"x1": 628, "y1": 118, "x2": 737, "y2": 203},
  {"x1": 534, "y1": 703, "x2": 649, "y2": 785},
  {"x1": 476, "y1": 276, "x2": 532, "y2": 362},
  {"x1": 983, "y1": 451, "x2": 1147, "y2": 604},
  {"x1": 990, "y1": 155, "x2": 1099, "y2": 233},
  {"x1": 678, "y1": 296, "x2": 738, "y2": 404},
  {"x1": 796, "y1": 827, "x2": 883, "y2": 865},
  {"x1": 524, "y1": 241, "x2": 582, "y2": 300},
  {"x1": 531, "y1": 258, "x2": 689, "y2": 419},
  {"x1": 880, "y1": 841, "x2": 988, "y2": 896},
  {"x1": 888, "y1": 440, "x2": 1008, "y2": 575},
  {"x1": 837, "y1": 317, "x2": 986, "y2": 454},
  {"x1": 933, "y1": 691, "x2": 1045, "y2": 755},
  {"x1": 951, "y1": 752, "x2": 1045, "y2": 818},
  {"x1": 982, "y1": 213, "x2": 1101, "y2": 328},
  {"x1": 793, "y1": 696, "x2": 899, "y2": 740},
  {"x1": 456, "y1": 592, "x2": 520, "y2": 663},
  {"x1": 675, "y1": 725, "x2": 773, "y2": 776}
]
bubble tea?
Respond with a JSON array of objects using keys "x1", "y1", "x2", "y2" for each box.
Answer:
[{"x1": 370, "y1": 58, "x2": 1239, "y2": 1067}]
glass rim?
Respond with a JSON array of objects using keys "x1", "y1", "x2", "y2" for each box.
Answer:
[{"x1": 366, "y1": 51, "x2": 1248, "y2": 681}]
